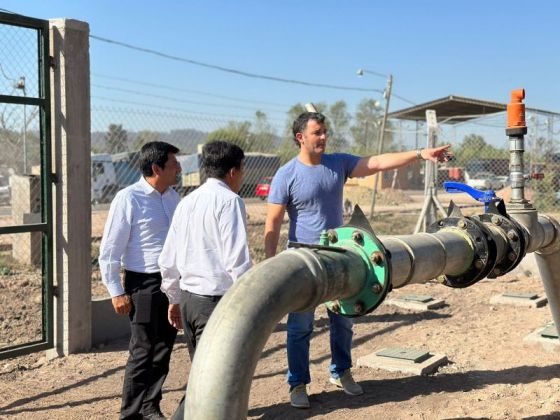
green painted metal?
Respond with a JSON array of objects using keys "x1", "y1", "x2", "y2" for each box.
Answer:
[
  {"x1": 0, "y1": 12, "x2": 53, "y2": 360},
  {"x1": 376, "y1": 347, "x2": 431, "y2": 363},
  {"x1": 323, "y1": 225, "x2": 389, "y2": 317}
]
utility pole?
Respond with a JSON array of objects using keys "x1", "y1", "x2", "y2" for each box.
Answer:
[{"x1": 368, "y1": 74, "x2": 393, "y2": 219}]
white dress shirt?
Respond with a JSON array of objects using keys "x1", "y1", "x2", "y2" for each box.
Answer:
[
  {"x1": 99, "y1": 177, "x2": 180, "y2": 297},
  {"x1": 159, "y1": 178, "x2": 252, "y2": 304}
]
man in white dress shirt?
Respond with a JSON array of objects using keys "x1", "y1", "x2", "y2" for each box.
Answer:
[
  {"x1": 159, "y1": 140, "x2": 252, "y2": 420},
  {"x1": 99, "y1": 141, "x2": 182, "y2": 420}
]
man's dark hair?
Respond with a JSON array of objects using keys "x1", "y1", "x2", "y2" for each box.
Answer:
[
  {"x1": 139, "y1": 141, "x2": 179, "y2": 177},
  {"x1": 201, "y1": 141, "x2": 245, "y2": 179},
  {"x1": 292, "y1": 112, "x2": 326, "y2": 147}
]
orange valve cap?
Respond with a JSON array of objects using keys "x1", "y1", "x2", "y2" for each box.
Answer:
[{"x1": 507, "y1": 88, "x2": 526, "y2": 129}]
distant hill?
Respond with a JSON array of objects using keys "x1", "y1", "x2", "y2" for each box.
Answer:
[{"x1": 91, "y1": 128, "x2": 208, "y2": 154}]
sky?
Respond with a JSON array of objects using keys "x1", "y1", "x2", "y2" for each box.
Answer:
[{"x1": 1, "y1": 0, "x2": 559, "y2": 145}]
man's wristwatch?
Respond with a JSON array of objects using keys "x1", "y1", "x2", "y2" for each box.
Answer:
[{"x1": 416, "y1": 148, "x2": 425, "y2": 160}]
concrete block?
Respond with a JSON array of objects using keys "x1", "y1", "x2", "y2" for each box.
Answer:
[
  {"x1": 490, "y1": 292, "x2": 548, "y2": 308},
  {"x1": 357, "y1": 347, "x2": 448, "y2": 375},
  {"x1": 524, "y1": 323, "x2": 560, "y2": 351},
  {"x1": 386, "y1": 295, "x2": 446, "y2": 311},
  {"x1": 91, "y1": 298, "x2": 130, "y2": 346}
]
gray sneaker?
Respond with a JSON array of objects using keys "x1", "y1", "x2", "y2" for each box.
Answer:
[
  {"x1": 290, "y1": 384, "x2": 310, "y2": 408},
  {"x1": 329, "y1": 370, "x2": 364, "y2": 396}
]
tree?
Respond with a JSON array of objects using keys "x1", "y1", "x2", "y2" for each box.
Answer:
[
  {"x1": 325, "y1": 101, "x2": 350, "y2": 152},
  {"x1": 206, "y1": 121, "x2": 254, "y2": 151},
  {"x1": 105, "y1": 124, "x2": 128, "y2": 153},
  {"x1": 454, "y1": 134, "x2": 508, "y2": 166},
  {"x1": 350, "y1": 99, "x2": 386, "y2": 155},
  {"x1": 252, "y1": 111, "x2": 278, "y2": 152},
  {"x1": 133, "y1": 130, "x2": 160, "y2": 151}
]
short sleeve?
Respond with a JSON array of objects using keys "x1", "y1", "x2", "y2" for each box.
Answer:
[
  {"x1": 336, "y1": 153, "x2": 361, "y2": 179},
  {"x1": 268, "y1": 169, "x2": 289, "y2": 205}
]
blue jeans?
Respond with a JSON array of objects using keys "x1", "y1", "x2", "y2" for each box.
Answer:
[{"x1": 286, "y1": 309, "x2": 353, "y2": 388}]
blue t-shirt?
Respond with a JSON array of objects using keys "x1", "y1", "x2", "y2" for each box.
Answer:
[{"x1": 268, "y1": 153, "x2": 360, "y2": 244}]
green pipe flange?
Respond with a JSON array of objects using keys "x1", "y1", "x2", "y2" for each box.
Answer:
[{"x1": 322, "y1": 226, "x2": 390, "y2": 317}]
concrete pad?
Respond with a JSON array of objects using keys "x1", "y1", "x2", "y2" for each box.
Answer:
[
  {"x1": 386, "y1": 295, "x2": 446, "y2": 311},
  {"x1": 357, "y1": 347, "x2": 448, "y2": 375},
  {"x1": 524, "y1": 323, "x2": 560, "y2": 351},
  {"x1": 490, "y1": 292, "x2": 548, "y2": 308}
]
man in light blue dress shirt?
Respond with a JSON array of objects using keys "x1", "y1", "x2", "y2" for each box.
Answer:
[{"x1": 99, "y1": 141, "x2": 182, "y2": 420}]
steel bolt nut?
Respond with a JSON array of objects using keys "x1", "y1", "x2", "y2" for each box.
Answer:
[
  {"x1": 493, "y1": 268, "x2": 502, "y2": 276},
  {"x1": 352, "y1": 231, "x2": 364, "y2": 245},
  {"x1": 457, "y1": 220, "x2": 467, "y2": 229},
  {"x1": 507, "y1": 230, "x2": 518, "y2": 241},
  {"x1": 508, "y1": 252, "x2": 517, "y2": 261},
  {"x1": 370, "y1": 251, "x2": 384, "y2": 265},
  {"x1": 327, "y1": 229, "x2": 338, "y2": 244},
  {"x1": 371, "y1": 283, "x2": 383, "y2": 294},
  {"x1": 353, "y1": 301, "x2": 365, "y2": 314},
  {"x1": 436, "y1": 275, "x2": 447, "y2": 283},
  {"x1": 474, "y1": 259, "x2": 484, "y2": 269},
  {"x1": 491, "y1": 215, "x2": 502, "y2": 226}
]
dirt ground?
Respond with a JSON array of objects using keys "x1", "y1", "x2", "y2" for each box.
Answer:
[{"x1": 2, "y1": 189, "x2": 560, "y2": 419}]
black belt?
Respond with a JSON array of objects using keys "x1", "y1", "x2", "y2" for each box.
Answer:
[{"x1": 185, "y1": 290, "x2": 223, "y2": 302}]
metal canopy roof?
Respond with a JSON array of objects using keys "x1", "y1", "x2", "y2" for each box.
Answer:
[{"x1": 388, "y1": 95, "x2": 560, "y2": 124}]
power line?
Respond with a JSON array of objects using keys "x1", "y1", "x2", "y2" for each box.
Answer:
[
  {"x1": 91, "y1": 95, "x2": 287, "y2": 125},
  {"x1": 90, "y1": 34, "x2": 384, "y2": 94},
  {"x1": 91, "y1": 83, "x2": 288, "y2": 114},
  {"x1": 92, "y1": 73, "x2": 291, "y2": 107}
]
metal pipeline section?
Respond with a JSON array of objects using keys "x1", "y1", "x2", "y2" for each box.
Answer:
[{"x1": 185, "y1": 248, "x2": 368, "y2": 419}]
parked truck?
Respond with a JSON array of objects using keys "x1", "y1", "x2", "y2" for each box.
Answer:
[
  {"x1": 91, "y1": 152, "x2": 141, "y2": 203},
  {"x1": 176, "y1": 152, "x2": 280, "y2": 197}
]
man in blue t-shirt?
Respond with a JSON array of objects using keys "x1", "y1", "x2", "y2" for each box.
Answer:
[{"x1": 265, "y1": 111, "x2": 451, "y2": 409}]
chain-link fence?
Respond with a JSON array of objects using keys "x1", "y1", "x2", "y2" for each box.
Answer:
[
  {"x1": 0, "y1": 18, "x2": 49, "y2": 353},
  {"x1": 90, "y1": 101, "x2": 560, "y2": 299}
]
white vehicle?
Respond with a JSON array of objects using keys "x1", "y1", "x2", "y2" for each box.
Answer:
[
  {"x1": 465, "y1": 172, "x2": 504, "y2": 191},
  {"x1": 91, "y1": 154, "x2": 117, "y2": 204}
]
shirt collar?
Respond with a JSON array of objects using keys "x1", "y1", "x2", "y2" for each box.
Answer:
[
  {"x1": 139, "y1": 176, "x2": 160, "y2": 195},
  {"x1": 206, "y1": 177, "x2": 232, "y2": 191}
]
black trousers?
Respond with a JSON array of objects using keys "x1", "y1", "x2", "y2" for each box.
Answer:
[
  {"x1": 120, "y1": 270, "x2": 177, "y2": 420},
  {"x1": 171, "y1": 290, "x2": 222, "y2": 420}
]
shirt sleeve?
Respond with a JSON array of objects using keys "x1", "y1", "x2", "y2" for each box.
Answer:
[
  {"x1": 268, "y1": 168, "x2": 289, "y2": 205},
  {"x1": 159, "y1": 205, "x2": 182, "y2": 304},
  {"x1": 219, "y1": 197, "x2": 252, "y2": 282},
  {"x1": 98, "y1": 192, "x2": 132, "y2": 297},
  {"x1": 340, "y1": 153, "x2": 361, "y2": 179}
]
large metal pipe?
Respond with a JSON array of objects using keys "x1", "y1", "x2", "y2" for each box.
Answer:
[
  {"x1": 185, "y1": 213, "x2": 560, "y2": 419},
  {"x1": 185, "y1": 248, "x2": 367, "y2": 419},
  {"x1": 380, "y1": 231, "x2": 474, "y2": 288}
]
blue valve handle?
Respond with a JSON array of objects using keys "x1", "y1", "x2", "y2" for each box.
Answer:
[{"x1": 443, "y1": 181, "x2": 498, "y2": 212}]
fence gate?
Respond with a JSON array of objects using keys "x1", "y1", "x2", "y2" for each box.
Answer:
[{"x1": 0, "y1": 11, "x2": 53, "y2": 359}]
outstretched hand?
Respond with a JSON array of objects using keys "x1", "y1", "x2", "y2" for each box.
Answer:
[{"x1": 422, "y1": 144, "x2": 453, "y2": 163}]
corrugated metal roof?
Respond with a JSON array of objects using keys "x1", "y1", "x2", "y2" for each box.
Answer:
[{"x1": 388, "y1": 95, "x2": 560, "y2": 124}]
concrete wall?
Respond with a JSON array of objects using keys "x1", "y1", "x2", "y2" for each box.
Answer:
[{"x1": 91, "y1": 298, "x2": 130, "y2": 346}]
